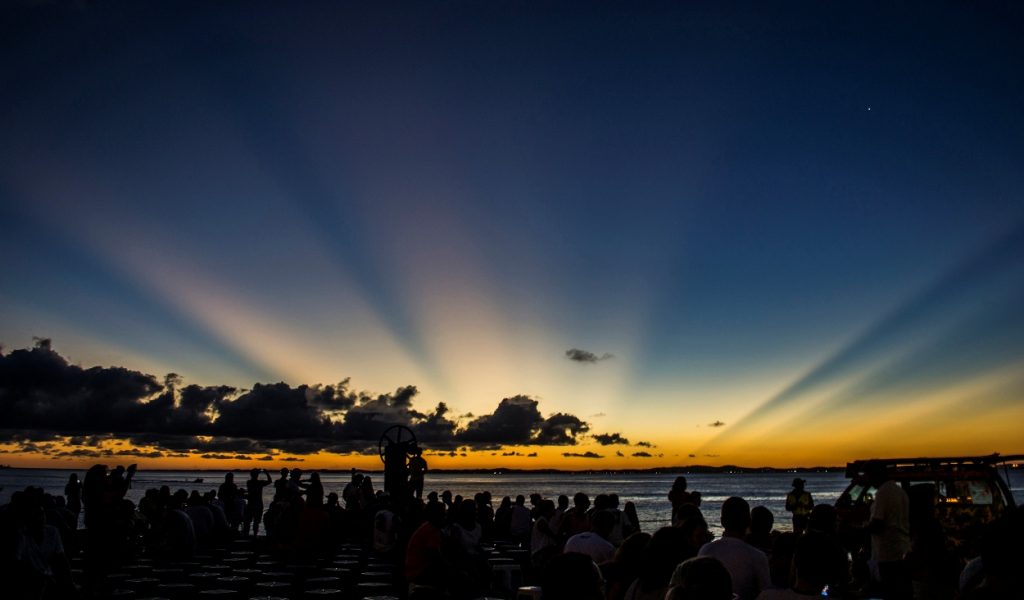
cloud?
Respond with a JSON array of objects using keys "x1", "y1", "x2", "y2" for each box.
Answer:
[
  {"x1": 0, "y1": 344, "x2": 593, "y2": 457},
  {"x1": 534, "y1": 413, "x2": 589, "y2": 445},
  {"x1": 562, "y1": 451, "x2": 604, "y2": 459},
  {"x1": 107, "y1": 448, "x2": 165, "y2": 459},
  {"x1": 565, "y1": 348, "x2": 614, "y2": 363},
  {"x1": 632, "y1": 451, "x2": 653, "y2": 458},
  {"x1": 708, "y1": 420, "x2": 726, "y2": 428},
  {"x1": 54, "y1": 448, "x2": 103, "y2": 458},
  {"x1": 457, "y1": 396, "x2": 540, "y2": 446},
  {"x1": 593, "y1": 432, "x2": 630, "y2": 445},
  {"x1": 635, "y1": 440, "x2": 654, "y2": 447},
  {"x1": 457, "y1": 396, "x2": 589, "y2": 447}
]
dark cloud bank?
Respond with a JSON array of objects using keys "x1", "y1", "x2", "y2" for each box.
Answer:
[
  {"x1": 592, "y1": 432, "x2": 654, "y2": 448},
  {"x1": 0, "y1": 343, "x2": 602, "y2": 458},
  {"x1": 565, "y1": 348, "x2": 614, "y2": 363}
]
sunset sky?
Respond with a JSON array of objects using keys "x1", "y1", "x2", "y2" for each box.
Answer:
[{"x1": 2, "y1": 1, "x2": 1023, "y2": 470}]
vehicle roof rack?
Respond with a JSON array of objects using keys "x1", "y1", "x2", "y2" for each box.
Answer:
[{"x1": 845, "y1": 453, "x2": 1024, "y2": 478}]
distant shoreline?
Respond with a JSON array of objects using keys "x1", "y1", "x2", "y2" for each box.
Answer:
[
  {"x1": 3, "y1": 464, "x2": 1019, "y2": 474},
  {"x1": 0, "y1": 465, "x2": 849, "y2": 474}
]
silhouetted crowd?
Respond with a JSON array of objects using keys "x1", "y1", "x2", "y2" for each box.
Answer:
[{"x1": 1, "y1": 466, "x2": 1022, "y2": 600}]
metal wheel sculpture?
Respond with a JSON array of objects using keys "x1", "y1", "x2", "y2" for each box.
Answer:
[{"x1": 378, "y1": 424, "x2": 417, "y2": 463}]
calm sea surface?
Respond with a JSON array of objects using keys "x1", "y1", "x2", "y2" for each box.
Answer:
[{"x1": 3, "y1": 469, "x2": 1022, "y2": 537}]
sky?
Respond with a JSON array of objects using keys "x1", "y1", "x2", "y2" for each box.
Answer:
[{"x1": 1, "y1": 1, "x2": 1023, "y2": 470}]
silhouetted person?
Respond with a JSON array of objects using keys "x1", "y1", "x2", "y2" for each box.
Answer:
[
  {"x1": 358, "y1": 474, "x2": 375, "y2": 510},
  {"x1": 602, "y1": 531, "x2": 652, "y2": 600},
  {"x1": 550, "y1": 493, "x2": 570, "y2": 534},
  {"x1": 666, "y1": 556, "x2": 733, "y2": 600},
  {"x1": 160, "y1": 494, "x2": 196, "y2": 559},
  {"x1": 405, "y1": 501, "x2": 447, "y2": 597},
  {"x1": 865, "y1": 463, "x2": 911, "y2": 599},
  {"x1": 342, "y1": 470, "x2": 363, "y2": 510},
  {"x1": 541, "y1": 552, "x2": 605, "y2": 600},
  {"x1": 273, "y1": 467, "x2": 290, "y2": 501},
  {"x1": 373, "y1": 497, "x2": 400, "y2": 555},
  {"x1": 960, "y1": 507, "x2": 1024, "y2": 600},
  {"x1": 625, "y1": 526, "x2": 694, "y2": 600},
  {"x1": 510, "y1": 494, "x2": 532, "y2": 545},
  {"x1": 494, "y1": 495, "x2": 512, "y2": 539},
  {"x1": 669, "y1": 476, "x2": 702, "y2": 526},
  {"x1": 9, "y1": 488, "x2": 77, "y2": 600},
  {"x1": 475, "y1": 491, "x2": 494, "y2": 539},
  {"x1": 81, "y1": 463, "x2": 134, "y2": 565},
  {"x1": 903, "y1": 484, "x2": 956, "y2": 600},
  {"x1": 451, "y1": 498, "x2": 483, "y2": 555},
  {"x1": 785, "y1": 478, "x2": 813, "y2": 535},
  {"x1": 288, "y1": 467, "x2": 304, "y2": 498},
  {"x1": 566, "y1": 508, "x2": 616, "y2": 564},
  {"x1": 804, "y1": 504, "x2": 853, "y2": 595},
  {"x1": 756, "y1": 532, "x2": 847, "y2": 599},
  {"x1": 677, "y1": 508, "x2": 713, "y2": 557},
  {"x1": 408, "y1": 447, "x2": 427, "y2": 499},
  {"x1": 108, "y1": 463, "x2": 136, "y2": 499},
  {"x1": 530, "y1": 499, "x2": 559, "y2": 569},
  {"x1": 244, "y1": 468, "x2": 272, "y2": 536},
  {"x1": 183, "y1": 492, "x2": 215, "y2": 545},
  {"x1": 561, "y1": 491, "x2": 591, "y2": 538},
  {"x1": 218, "y1": 472, "x2": 242, "y2": 530},
  {"x1": 604, "y1": 493, "x2": 634, "y2": 546},
  {"x1": 746, "y1": 505, "x2": 776, "y2": 555},
  {"x1": 698, "y1": 496, "x2": 770, "y2": 600},
  {"x1": 624, "y1": 500, "x2": 641, "y2": 534},
  {"x1": 63, "y1": 474, "x2": 81, "y2": 523},
  {"x1": 301, "y1": 472, "x2": 324, "y2": 507}
]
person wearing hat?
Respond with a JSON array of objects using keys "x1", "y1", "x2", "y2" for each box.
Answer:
[{"x1": 786, "y1": 478, "x2": 814, "y2": 535}]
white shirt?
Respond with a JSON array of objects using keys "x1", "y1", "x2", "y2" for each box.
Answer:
[
  {"x1": 564, "y1": 531, "x2": 615, "y2": 564},
  {"x1": 698, "y1": 536, "x2": 770, "y2": 600},
  {"x1": 870, "y1": 480, "x2": 910, "y2": 562}
]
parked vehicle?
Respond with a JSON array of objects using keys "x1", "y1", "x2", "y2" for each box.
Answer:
[{"x1": 837, "y1": 453, "x2": 1022, "y2": 556}]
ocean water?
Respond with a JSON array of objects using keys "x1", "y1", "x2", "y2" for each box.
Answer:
[{"x1": 3, "y1": 468, "x2": 1022, "y2": 537}]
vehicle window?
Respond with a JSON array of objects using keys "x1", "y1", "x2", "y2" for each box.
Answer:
[
  {"x1": 964, "y1": 480, "x2": 993, "y2": 505},
  {"x1": 842, "y1": 484, "x2": 860, "y2": 503},
  {"x1": 939, "y1": 480, "x2": 994, "y2": 505}
]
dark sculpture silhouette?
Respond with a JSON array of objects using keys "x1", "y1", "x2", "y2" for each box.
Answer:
[{"x1": 378, "y1": 425, "x2": 419, "y2": 499}]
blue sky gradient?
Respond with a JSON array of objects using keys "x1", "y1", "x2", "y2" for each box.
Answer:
[{"x1": 2, "y1": 1, "x2": 1022, "y2": 465}]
